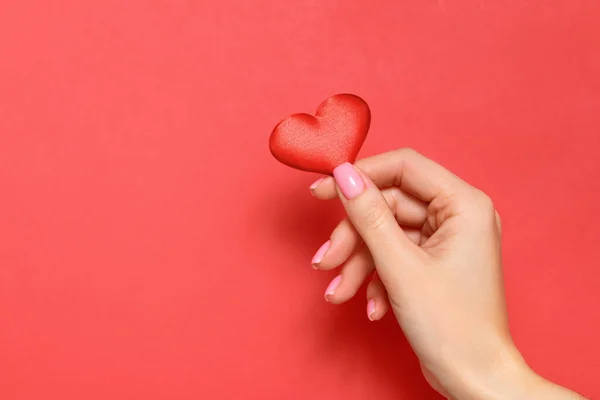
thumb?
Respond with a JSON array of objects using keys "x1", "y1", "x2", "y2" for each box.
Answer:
[{"x1": 332, "y1": 163, "x2": 421, "y2": 278}]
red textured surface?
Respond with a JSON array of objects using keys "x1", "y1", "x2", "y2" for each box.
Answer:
[
  {"x1": 269, "y1": 94, "x2": 370, "y2": 175},
  {"x1": 1, "y1": 1, "x2": 599, "y2": 399}
]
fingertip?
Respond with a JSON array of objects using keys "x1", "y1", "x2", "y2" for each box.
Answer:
[
  {"x1": 310, "y1": 176, "x2": 337, "y2": 200},
  {"x1": 367, "y1": 298, "x2": 376, "y2": 321},
  {"x1": 324, "y1": 274, "x2": 343, "y2": 303},
  {"x1": 333, "y1": 163, "x2": 366, "y2": 200},
  {"x1": 366, "y1": 297, "x2": 390, "y2": 321},
  {"x1": 311, "y1": 240, "x2": 331, "y2": 269},
  {"x1": 366, "y1": 277, "x2": 390, "y2": 321},
  {"x1": 309, "y1": 177, "x2": 326, "y2": 196}
]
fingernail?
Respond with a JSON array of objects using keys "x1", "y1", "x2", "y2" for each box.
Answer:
[
  {"x1": 324, "y1": 275, "x2": 342, "y2": 301},
  {"x1": 309, "y1": 177, "x2": 325, "y2": 195},
  {"x1": 333, "y1": 163, "x2": 365, "y2": 199},
  {"x1": 311, "y1": 240, "x2": 331, "y2": 269},
  {"x1": 367, "y1": 299, "x2": 376, "y2": 321}
]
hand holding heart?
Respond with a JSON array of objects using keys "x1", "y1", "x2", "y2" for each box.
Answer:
[{"x1": 268, "y1": 101, "x2": 585, "y2": 399}]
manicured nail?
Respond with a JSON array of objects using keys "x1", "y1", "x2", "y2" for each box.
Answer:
[
  {"x1": 324, "y1": 275, "x2": 342, "y2": 301},
  {"x1": 311, "y1": 240, "x2": 331, "y2": 268},
  {"x1": 367, "y1": 299, "x2": 376, "y2": 321},
  {"x1": 309, "y1": 177, "x2": 325, "y2": 194},
  {"x1": 333, "y1": 163, "x2": 365, "y2": 199}
]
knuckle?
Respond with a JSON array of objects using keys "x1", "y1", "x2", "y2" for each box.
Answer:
[
  {"x1": 382, "y1": 187, "x2": 400, "y2": 209},
  {"x1": 359, "y1": 200, "x2": 390, "y2": 232},
  {"x1": 395, "y1": 147, "x2": 419, "y2": 158},
  {"x1": 463, "y1": 189, "x2": 497, "y2": 229},
  {"x1": 473, "y1": 188, "x2": 494, "y2": 210}
]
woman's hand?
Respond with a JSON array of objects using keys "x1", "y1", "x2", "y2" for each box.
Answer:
[{"x1": 309, "y1": 148, "x2": 585, "y2": 399}]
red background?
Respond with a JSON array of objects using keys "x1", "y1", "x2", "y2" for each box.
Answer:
[{"x1": 1, "y1": 1, "x2": 599, "y2": 399}]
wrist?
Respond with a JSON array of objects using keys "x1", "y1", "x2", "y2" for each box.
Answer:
[
  {"x1": 449, "y1": 343, "x2": 540, "y2": 400},
  {"x1": 452, "y1": 346, "x2": 584, "y2": 400}
]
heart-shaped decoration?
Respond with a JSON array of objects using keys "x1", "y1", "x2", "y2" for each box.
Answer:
[{"x1": 269, "y1": 94, "x2": 370, "y2": 175}]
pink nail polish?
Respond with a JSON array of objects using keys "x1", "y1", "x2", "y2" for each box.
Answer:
[
  {"x1": 324, "y1": 275, "x2": 342, "y2": 300},
  {"x1": 309, "y1": 177, "x2": 325, "y2": 192},
  {"x1": 311, "y1": 240, "x2": 330, "y2": 268},
  {"x1": 367, "y1": 299, "x2": 376, "y2": 321},
  {"x1": 333, "y1": 163, "x2": 365, "y2": 199}
]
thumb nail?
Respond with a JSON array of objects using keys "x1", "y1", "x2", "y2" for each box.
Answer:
[{"x1": 333, "y1": 163, "x2": 365, "y2": 199}]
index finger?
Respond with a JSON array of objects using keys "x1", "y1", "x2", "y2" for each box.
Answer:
[{"x1": 311, "y1": 148, "x2": 470, "y2": 203}]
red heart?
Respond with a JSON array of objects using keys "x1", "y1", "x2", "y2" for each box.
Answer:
[{"x1": 269, "y1": 94, "x2": 370, "y2": 175}]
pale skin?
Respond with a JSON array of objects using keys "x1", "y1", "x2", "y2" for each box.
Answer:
[{"x1": 309, "y1": 148, "x2": 587, "y2": 400}]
